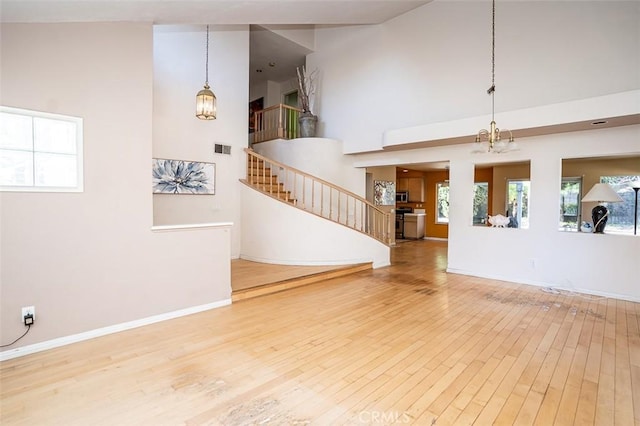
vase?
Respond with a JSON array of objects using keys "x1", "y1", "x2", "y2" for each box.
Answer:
[
  {"x1": 591, "y1": 205, "x2": 608, "y2": 233},
  {"x1": 580, "y1": 222, "x2": 593, "y2": 233},
  {"x1": 298, "y1": 114, "x2": 318, "y2": 138}
]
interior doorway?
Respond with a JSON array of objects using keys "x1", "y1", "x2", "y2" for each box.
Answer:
[{"x1": 283, "y1": 90, "x2": 299, "y2": 108}]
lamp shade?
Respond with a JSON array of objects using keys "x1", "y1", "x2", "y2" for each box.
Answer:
[{"x1": 581, "y1": 183, "x2": 623, "y2": 203}]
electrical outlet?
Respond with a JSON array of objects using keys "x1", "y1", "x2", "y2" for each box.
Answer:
[{"x1": 21, "y1": 306, "x2": 35, "y2": 324}]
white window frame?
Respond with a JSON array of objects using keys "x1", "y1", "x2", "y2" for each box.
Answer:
[
  {"x1": 505, "y1": 179, "x2": 530, "y2": 229},
  {"x1": 473, "y1": 182, "x2": 489, "y2": 225},
  {"x1": 559, "y1": 177, "x2": 582, "y2": 231},
  {"x1": 598, "y1": 175, "x2": 640, "y2": 235},
  {"x1": 436, "y1": 181, "x2": 449, "y2": 224},
  {"x1": 0, "y1": 106, "x2": 83, "y2": 192}
]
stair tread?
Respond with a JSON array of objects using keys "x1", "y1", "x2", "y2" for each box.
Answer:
[{"x1": 232, "y1": 263, "x2": 372, "y2": 301}]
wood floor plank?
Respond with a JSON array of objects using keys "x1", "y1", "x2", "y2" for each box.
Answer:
[
  {"x1": 574, "y1": 379, "x2": 599, "y2": 426},
  {"x1": 614, "y1": 299, "x2": 635, "y2": 425},
  {"x1": 1, "y1": 240, "x2": 638, "y2": 426}
]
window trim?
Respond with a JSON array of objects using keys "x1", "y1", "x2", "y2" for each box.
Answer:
[
  {"x1": 505, "y1": 179, "x2": 530, "y2": 229},
  {"x1": 473, "y1": 181, "x2": 489, "y2": 226},
  {"x1": 0, "y1": 106, "x2": 83, "y2": 193},
  {"x1": 559, "y1": 176, "x2": 582, "y2": 232},
  {"x1": 597, "y1": 174, "x2": 640, "y2": 235},
  {"x1": 436, "y1": 181, "x2": 449, "y2": 224}
]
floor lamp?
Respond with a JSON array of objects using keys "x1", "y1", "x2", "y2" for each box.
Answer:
[
  {"x1": 632, "y1": 181, "x2": 640, "y2": 235},
  {"x1": 581, "y1": 183, "x2": 623, "y2": 233}
]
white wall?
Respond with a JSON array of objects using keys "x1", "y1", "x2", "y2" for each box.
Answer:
[
  {"x1": 308, "y1": 1, "x2": 640, "y2": 153},
  {"x1": 351, "y1": 124, "x2": 640, "y2": 301},
  {"x1": 0, "y1": 23, "x2": 232, "y2": 354},
  {"x1": 241, "y1": 185, "x2": 390, "y2": 268},
  {"x1": 153, "y1": 25, "x2": 249, "y2": 259},
  {"x1": 252, "y1": 137, "x2": 364, "y2": 195},
  {"x1": 249, "y1": 77, "x2": 299, "y2": 109}
]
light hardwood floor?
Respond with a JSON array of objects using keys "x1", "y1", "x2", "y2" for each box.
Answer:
[{"x1": 1, "y1": 240, "x2": 638, "y2": 425}]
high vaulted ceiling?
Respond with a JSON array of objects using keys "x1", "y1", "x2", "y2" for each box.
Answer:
[
  {"x1": 0, "y1": 1, "x2": 431, "y2": 88},
  {"x1": 0, "y1": 0, "x2": 432, "y2": 24}
]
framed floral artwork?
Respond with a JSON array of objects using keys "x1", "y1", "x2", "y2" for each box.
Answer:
[
  {"x1": 152, "y1": 159, "x2": 215, "y2": 194},
  {"x1": 374, "y1": 180, "x2": 395, "y2": 206}
]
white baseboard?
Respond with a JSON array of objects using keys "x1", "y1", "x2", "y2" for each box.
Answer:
[
  {"x1": 0, "y1": 299, "x2": 231, "y2": 362},
  {"x1": 446, "y1": 268, "x2": 640, "y2": 303}
]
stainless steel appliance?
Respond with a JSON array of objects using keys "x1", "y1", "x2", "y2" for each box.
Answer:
[
  {"x1": 396, "y1": 192, "x2": 409, "y2": 203},
  {"x1": 395, "y1": 207, "x2": 413, "y2": 239}
]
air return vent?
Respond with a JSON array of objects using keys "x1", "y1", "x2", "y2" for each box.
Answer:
[{"x1": 214, "y1": 144, "x2": 231, "y2": 155}]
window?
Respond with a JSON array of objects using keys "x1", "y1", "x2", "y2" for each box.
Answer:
[
  {"x1": 559, "y1": 177, "x2": 582, "y2": 231},
  {"x1": 599, "y1": 175, "x2": 640, "y2": 235},
  {"x1": 0, "y1": 106, "x2": 83, "y2": 192},
  {"x1": 436, "y1": 182, "x2": 449, "y2": 224},
  {"x1": 473, "y1": 182, "x2": 489, "y2": 225},
  {"x1": 506, "y1": 179, "x2": 530, "y2": 229}
]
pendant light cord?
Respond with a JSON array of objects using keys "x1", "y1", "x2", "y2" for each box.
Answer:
[
  {"x1": 205, "y1": 25, "x2": 210, "y2": 86},
  {"x1": 489, "y1": 0, "x2": 496, "y2": 120}
]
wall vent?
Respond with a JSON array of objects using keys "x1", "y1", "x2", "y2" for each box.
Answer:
[{"x1": 214, "y1": 144, "x2": 231, "y2": 155}]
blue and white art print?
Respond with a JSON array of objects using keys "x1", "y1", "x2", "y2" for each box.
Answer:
[{"x1": 152, "y1": 159, "x2": 215, "y2": 194}]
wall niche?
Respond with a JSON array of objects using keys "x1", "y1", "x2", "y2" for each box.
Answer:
[
  {"x1": 473, "y1": 161, "x2": 531, "y2": 229},
  {"x1": 560, "y1": 155, "x2": 640, "y2": 234}
]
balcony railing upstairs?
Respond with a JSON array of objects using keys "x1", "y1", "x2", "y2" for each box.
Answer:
[
  {"x1": 250, "y1": 104, "x2": 301, "y2": 144},
  {"x1": 243, "y1": 148, "x2": 394, "y2": 246}
]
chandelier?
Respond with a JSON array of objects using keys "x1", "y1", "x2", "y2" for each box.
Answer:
[
  {"x1": 472, "y1": 0, "x2": 516, "y2": 153},
  {"x1": 196, "y1": 25, "x2": 217, "y2": 120}
]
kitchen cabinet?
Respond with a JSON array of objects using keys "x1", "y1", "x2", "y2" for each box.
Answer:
[
  {"x1": 396, "y1": 176, "x2": 424, "y2": 202},
  {"x1": 403, "y1": 213, "x2": 425, "y2": 239},
  {"x1": 407, "y1": 178, "x2": 424, "y2": 202},
  {"x1": 396, "y1": 177, "x2": 424, "y2": 202},
  {"x1": 397, "y1": 178, "x2": 409, "y2": 192}
]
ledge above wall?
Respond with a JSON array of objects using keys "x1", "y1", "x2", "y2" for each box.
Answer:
[{"x1": 382, "y1": 90, "x2": 640, "y2": 151}]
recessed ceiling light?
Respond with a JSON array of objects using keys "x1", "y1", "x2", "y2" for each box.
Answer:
[
  {"x1": 268, "y1": 62, "x2": 276, "y2": 67},
  {"x1": 402, "y1": 169, "x2": 409, "y2": 173},
  {"x1": 591, "y1": 120, "x2": 608, "y2": 125}
]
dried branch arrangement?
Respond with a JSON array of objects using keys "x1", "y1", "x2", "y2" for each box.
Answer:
[{"x1": 296, "y1": 65, "x2": 318, "y2": 115}]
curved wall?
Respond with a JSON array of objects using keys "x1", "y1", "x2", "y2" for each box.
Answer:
[{"x1": 240, "y1": 185, "x2": 390, "y2": 268}]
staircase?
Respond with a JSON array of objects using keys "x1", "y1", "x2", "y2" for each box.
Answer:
[
  {"x1": 242, "y1": 148, "x2": 393, "y2": 246},
  {"x1": 246, "y1": 157, "x2": 296, "y2": 203}
]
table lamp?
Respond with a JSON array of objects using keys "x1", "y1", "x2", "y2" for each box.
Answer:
[{"x1": 581, "y1": 183, "x2": 623, "y2": 233}]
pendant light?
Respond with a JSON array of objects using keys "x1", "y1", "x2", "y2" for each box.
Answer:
[
  {"x1": 196, "y1": 25, "x2": 217, "y2": 120},
  {"x1": 472, "y1": 0, "x2": 516, "y2": 153}
]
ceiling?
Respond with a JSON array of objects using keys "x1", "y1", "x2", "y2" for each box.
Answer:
[
  {"x1": 3, "y1": 0, "x2": 637, "y2": 160},
  {"x1": 0, "y1": 0, "x2": 431, "y2": 93},
  {"x1": 249, "y1": 25, "x2": 312, "y2": 86},
  {"x1": 0, "y1": 0, "x2": 432, "y2": 24}
]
